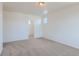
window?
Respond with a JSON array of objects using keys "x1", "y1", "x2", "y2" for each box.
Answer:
[
  {"x1": 27, "y1": 16, "x2": 31, "y2": 24},
  {"x1": 37, "y1": 19, "x2": 41, "y2": 24},
  {"x1": 43, "y1": 17, "x2": 48, "y2": 24},
  {"x1": 28, "y1": 20, "x2": 31, "y2": 24}
]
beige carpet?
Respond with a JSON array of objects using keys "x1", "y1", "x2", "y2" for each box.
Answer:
[{"x1": 1, "y1": 37, "x2": 79, "y2": 56}]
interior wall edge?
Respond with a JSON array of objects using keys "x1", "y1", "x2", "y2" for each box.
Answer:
[
  {"x1": 0, "y1": 45, "x2": 3, "y2": 55},
  {"x1": 0, "y1": 2, "x2": 3, "y2": 55}
]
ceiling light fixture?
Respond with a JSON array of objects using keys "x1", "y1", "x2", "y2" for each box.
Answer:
[{"x1": 36, "y1": 2, "x2": 46, "y2": 8}]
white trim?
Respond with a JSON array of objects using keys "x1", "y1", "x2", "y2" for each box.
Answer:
[
  {"x1": 45, "y1": 36, "x2": 79, "y2": 49},
  {"x1": 3, "y1": 37, "x2": 29, "y2": 43}
]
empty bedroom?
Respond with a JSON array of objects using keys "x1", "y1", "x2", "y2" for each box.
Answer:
[{"x1": 0, "y1": 2, "x2": 79, "y2": 56}]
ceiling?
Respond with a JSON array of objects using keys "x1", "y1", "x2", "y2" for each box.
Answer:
[{"x1": 3, "y1": 2, "x2": 78, "y2": 16}]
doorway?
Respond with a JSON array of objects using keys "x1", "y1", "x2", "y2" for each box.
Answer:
[
  {"x1": 28, "y1": 17, "x2": 43, "y2": 39},
  {"x1": 28, "y1": 19, "x2": 34, "y2": 39}
]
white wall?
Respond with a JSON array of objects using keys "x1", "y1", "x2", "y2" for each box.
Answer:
[
  {"x1": 43, "y1": 4, "x2": 79, "y2": 49},
  {"x1": 3, "y1": 11, "x2": 43, "y2": 43},
  {"x1": 0, "y1": 3, "x2": 3, "y2": 54},
  {"x1": 3, "y1": 11, "x2": 29, "y2": 43}
]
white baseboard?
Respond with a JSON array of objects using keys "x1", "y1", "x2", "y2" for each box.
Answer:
[
  {"x1": 45, "y1": 36, "x2": 79, "y2": 49},
  {"x1": 3, "y1": 37, "x2": 29, "y2": 43}
]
